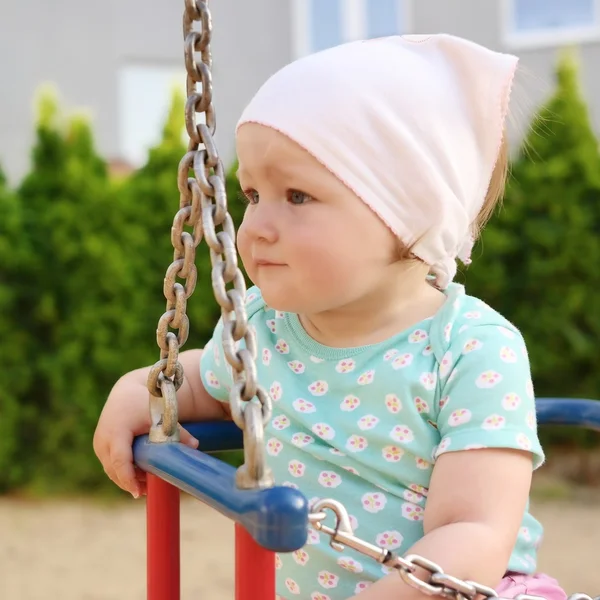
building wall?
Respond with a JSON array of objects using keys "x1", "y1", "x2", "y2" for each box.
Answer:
[
  {"x1": 414, "y1": 0, "x2": 600, "y2": 146},
  {"x1": 0, "y1": 0, "x2": 120, "y2": 184},
  {"x1": 1, "y1": 0, "x2": 599, "y2": 184},
  {"x1": 0, "y1": 0, "x2": 293, "y2": 184}
]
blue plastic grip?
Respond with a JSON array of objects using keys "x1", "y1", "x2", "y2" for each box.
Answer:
[
  {"x1": 132, "y1": 435, "x2": 308, "y2": 552},
  {"x1": 536, "y1": 397, "x2": 600, "y2": 430},
  {"x1": 184, "y1": 420, "x2": 243, "y2": 452}
]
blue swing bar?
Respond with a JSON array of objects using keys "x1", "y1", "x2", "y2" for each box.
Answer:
[
  {"x1": 133, "y1": 433, "x2": 309, "y2": 552},
  {"x1": 535, "y1": 398, "x2": 600, "y2": 430}
]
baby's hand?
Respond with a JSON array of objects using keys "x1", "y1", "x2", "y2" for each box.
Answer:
[{"x1": 93, "y1": 371, "x2": 198, "y2": 498}]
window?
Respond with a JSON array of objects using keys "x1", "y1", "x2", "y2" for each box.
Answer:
[
  {"x1": 366, "y1": 0, "x2": 403, "y2": 39},
  {"x1": 503, "y1": 0, "x2": 600, "y2": 48},
  {"x1": 310, "y1": 0, "x2": 343, "y2": 53},
  {"x1": 291, "y1": 0, "x2": 410, "y2": 58},
  {"x1": 117, "y1": 65, "x2": 187, "y2": 167}
]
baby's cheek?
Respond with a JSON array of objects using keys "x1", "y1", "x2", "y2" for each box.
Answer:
[{"x1": 236, "y1": 228, "x2": 253, "y2": 271}]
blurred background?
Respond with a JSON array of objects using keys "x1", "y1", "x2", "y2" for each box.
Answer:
[{"x1": 1, "y1": 0, "x2": 600, "y2": 598}]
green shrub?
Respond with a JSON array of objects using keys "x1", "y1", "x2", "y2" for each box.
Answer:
[
  {"x1": 0, "y1": 166, "x2": 32, "y2": 490},
  {"x1": 465, "y1": 51, "x2": 600, "y2": 446},
  {"x1": 9, "y1": 89, "x2": 141, "y2": 491},
  {"x1": 0, "y1": 85, "x2": 249, "y2": 492}
]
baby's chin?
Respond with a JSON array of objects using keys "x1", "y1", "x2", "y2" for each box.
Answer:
[
  {"x1": 259, "y1": 286, "x2": 303, "y2": 314},
  {"x1": 259, "y1": 286, "x2": 349, "y2": 319},
  {"x1": 250, "y1": 270, "x2": 358, "y2": 315},
  {"x1": 251, "y1": 279, "x2": 307, "y2": 314}
]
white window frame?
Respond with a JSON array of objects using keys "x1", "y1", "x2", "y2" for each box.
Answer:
[
  {"x1": 500, "y1": 0, "x2": 600, "y2": 50},
  {"x1": 291, "y1": 0, "x2": 412, "y2": 59},
  {"x1": 117, "y1": 63, "x2": 187, "y2": 167}
]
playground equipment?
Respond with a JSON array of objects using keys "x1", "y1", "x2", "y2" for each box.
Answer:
[{"x1": 131, "y1": 2, "x2": 600, "y2": 599}]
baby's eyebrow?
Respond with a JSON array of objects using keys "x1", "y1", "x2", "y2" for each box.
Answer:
[
  {"x1": 235, "y1": 163, "x2": 278, "y2": 183},
  {"x1": 236, "y1": 159, "x2": 307, "y2": 184},
  {"x1": 235, "y1": 163, "x2": 270, "y2": 181}
]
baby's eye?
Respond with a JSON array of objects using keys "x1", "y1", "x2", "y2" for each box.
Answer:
[
  {"x1": 241, "y1": 189, "x2": 259, "y2": 205},
  {"x1": 287, "y1": 189, "x2": 312, "y2": 205}
]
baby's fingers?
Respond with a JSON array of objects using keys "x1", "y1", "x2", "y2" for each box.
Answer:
[
  {"x1": 109, "y1": 438, "x2": 140, "y2": 498},
  {"x1": 178, "y1": 424, "x2": 199, "y2": 449}
]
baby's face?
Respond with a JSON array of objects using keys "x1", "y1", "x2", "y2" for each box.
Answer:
[{"x1": 235, "y1": 123, "x2": 398, "y2": 314}]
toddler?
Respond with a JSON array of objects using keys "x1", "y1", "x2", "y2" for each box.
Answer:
[{"x1": 94, "y1": 34, "x2": 566, "y2": 600}]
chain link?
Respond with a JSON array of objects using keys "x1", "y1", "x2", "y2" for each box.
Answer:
[
  {"x1": 146, "y1": 0, "x2": 273, "y2": 489},
  {"x1": 310, "y1": 499, "x2": 594, "y2": 600}
]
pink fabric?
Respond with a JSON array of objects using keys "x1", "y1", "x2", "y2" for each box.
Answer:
[
  {"x1": 278, "y1": 572, "x2": 566, "y2": 600},
  {"x1": 237, "y1": 34, "x2": 518, "y2": 289},
  {"x1": 496, "y1": 572, "x2": 567, "y2": 600}
]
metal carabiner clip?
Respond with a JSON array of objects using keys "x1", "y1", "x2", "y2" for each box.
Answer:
[{"x1": 309, "y1": 498, "x2": 354, "y2": 552}]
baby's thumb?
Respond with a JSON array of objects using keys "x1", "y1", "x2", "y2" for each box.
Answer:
[{"x1": 178, "y1": 425, "x2": 199, "y2": 449}]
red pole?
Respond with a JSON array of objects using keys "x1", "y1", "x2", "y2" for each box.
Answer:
[
  {"x1": 147, "y1": 473, "x2": 180, "y2": 600},
  {"x1": 235, "y1": 523, "x2": 276, "y2": 600}
]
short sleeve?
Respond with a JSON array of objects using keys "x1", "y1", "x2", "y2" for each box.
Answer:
[
  {"x1": 199, "y1": 286, "x2": 265, "y2": 403},
  {"x1": 435, "y1": 324, "x2": 545, "y2": 469}
]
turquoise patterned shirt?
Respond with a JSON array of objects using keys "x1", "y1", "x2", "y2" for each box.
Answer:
[{"x1": 200, "y1": 283, "x2": 545, "y2": 600}]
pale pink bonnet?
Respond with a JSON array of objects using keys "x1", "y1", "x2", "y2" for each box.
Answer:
[{"x1": 236, "y1": 34, "x2": 517, "y2": 288}]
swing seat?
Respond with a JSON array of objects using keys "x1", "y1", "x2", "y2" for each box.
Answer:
[
  {"x1": 133, "y1": 396, "x2": 600, "y2": 552},
  {"x1": 133, "y1": 427, "x2": 309, "y2": 552}
]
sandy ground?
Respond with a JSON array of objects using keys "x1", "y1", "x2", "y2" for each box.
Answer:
[{"x1": 2, "y1": 490, "x2": 600, "y2": 600}]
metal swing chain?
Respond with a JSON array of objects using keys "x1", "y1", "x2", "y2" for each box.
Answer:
[
  {"x1": 146, "y1": 0, "x2": 273, "y2": 490},
  {"x1": 310, "y1": 499, "x2": 595, "y2": 600}
]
